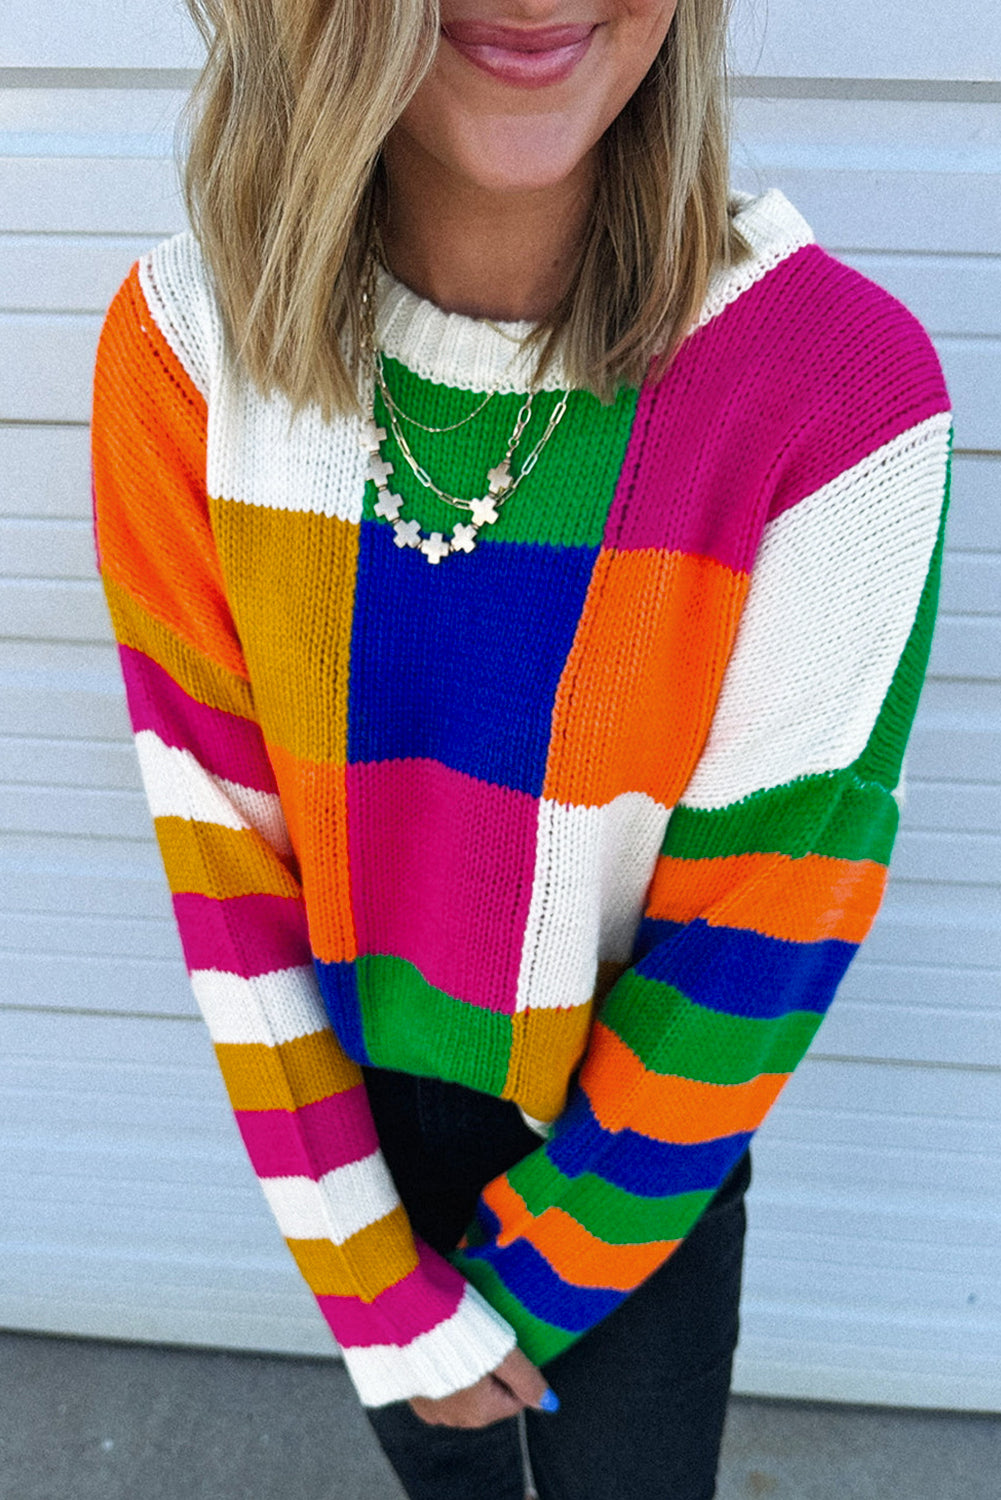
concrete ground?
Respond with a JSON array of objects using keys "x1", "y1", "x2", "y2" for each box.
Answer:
[{"x1": 0, "y1": 1332, "x2": 997, "y2": 1500}]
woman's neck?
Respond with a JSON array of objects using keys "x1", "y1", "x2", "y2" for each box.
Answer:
[{"x1": 379, "y1": 133, "x2": 595, "y2": 324}]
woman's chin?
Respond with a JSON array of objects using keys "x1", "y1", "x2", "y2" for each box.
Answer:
[{"x1": 441, "y1": 121, "x2": 600, "y2": 197}]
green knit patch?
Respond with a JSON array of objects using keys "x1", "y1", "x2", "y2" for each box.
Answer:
[
  {"x1": 597, "y1": 972, "x2": 824, "y2": 1083},
  {"x1": 505, "y1": 1149, "x2": 716, "y2": 1244},
  {"x1": 664, "y1": 772, "x2": 899, "y2": 865},
  {"x1": 365, "y1": 360, "x2": 638, "y2": 550},
  {"x1": 357, "y1": 954, "x2": 511, "y2": 1095}
]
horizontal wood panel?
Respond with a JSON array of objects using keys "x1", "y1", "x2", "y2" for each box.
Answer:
[
  {"x1": 890, "y1": 829, "x2": 1000, "y2": 887},
  {"x1": 0, "y1": 783, "x2": 151, "y2": 839},
  {"x1": 934, "y1": 338, "x2": 1001, "y2": 451},
  {"x1": 0, "y1": 578, "x2": 113, "y2": 643},
  {"x1": 928, "y1": 616, "x2": 1001, "y2": 682},
  {"x1": 734, "y1": 96, "x2": 1001, "y2": 176},
  {"x1": 0, "y1": 156, "x2": 184, "y2": 233},
  {"x1": 947, "y1": 457, "x2": 1001, "y2": 552},
  {"x1": 1, "y1": 5, "x2": 203, "y2": 71},
  {"x1": 939, "y1": 553, "x2": 1000, "y2": 617},
  {"x1": 0, "y1": 737, "x2": 140, "y2": 790},
  {"x1": 1, "y1": 518, "x2": 96, "y2": 580},
  {"x1": 820, "y1": 1001, "x2": 1001, "y2": 1069},
  {"x1": 0, "y1": 312, "x2": 101, "y2": 422},
  {"x1": 732, "y1": 165, "x2": 1001, "y2": 254},
  {"x1": 729, "y1": 2, "x2": 1001, "y2": 83},
  {"x1": 0, "y1": 234, "x2": 148, "y2": 313},
  {"x1": 0, "y1": 952, "x2": 194, "y2": 1016},
  {"x1": 1, "y1": 909, "x2": 180, "y2": 962},
  {"x1": 0, "y1": 426, "x2": 91, "y2": 519},
  {"x1": 0, "y1": 680, "x2": 128, "y2": 741}
]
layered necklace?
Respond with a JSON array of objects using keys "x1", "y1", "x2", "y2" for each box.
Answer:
[{"x1": 359, "y1": 254, "x2": 570, "y2": 565}]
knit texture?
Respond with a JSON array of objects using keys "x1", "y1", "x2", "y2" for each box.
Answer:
[{"x1": 91, "y1": 188, "x2": 952, "y2": 1407}]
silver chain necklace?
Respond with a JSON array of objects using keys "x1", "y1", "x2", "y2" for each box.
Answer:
[{"x1": 359, "y1": 259, "x2": 570, "y2": 565}]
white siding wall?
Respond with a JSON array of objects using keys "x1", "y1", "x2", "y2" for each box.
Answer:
[{"x1": 2, "y1": 2, "x2": 999, "y2": 1411}]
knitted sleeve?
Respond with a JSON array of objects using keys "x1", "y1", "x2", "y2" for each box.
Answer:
[
  {"x1": 92, "y1": 264, "x2": 517, "y2": 1407},
  {"x1": 449, "y1": 324, "x2": 953, "y2": 1368}
]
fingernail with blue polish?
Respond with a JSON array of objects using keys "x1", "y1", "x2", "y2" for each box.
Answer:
[{"x1": 538, "y1": 1388, "x2": 560, "y2": 1413}]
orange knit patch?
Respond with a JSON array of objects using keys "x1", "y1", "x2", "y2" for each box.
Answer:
[
  {"x1": 214, "y1": 1031, "x2": 362, "y2": 1112},
  {"x1": 92, "y1": 267, "x2": 246, "y2": 680},
  {"x1": 266, "y1": 743, "x2": 357, "y2": 965},
  {"x1": 482, "y1": 1174, "x2": 679, "y2": 1291},
  {"x1": 543, "y1": 548, "x2": 749, "y2": 808},
  {"x1": 648, "y1": 851, "x2": 888, "y2": 945},
  {"x1": 522, "y1": 1205, "x2": 680, "y2": 1292},
  {"x1": 580, "y1": 1022, "x2": 789, "y2": 1141}
]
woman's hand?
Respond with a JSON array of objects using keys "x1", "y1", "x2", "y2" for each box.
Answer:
[{"x1": 408, "y1": 1348, "x2": 559, "y2": 1428}]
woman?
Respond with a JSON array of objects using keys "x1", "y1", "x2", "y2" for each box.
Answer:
[{"x1": 91, "y1": 2, "x2": 952, "y2": 1496}]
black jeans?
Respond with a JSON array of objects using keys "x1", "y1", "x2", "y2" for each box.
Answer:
[{"x1": 362, "y1": 1066, "x2": 750, "y2": 1500}]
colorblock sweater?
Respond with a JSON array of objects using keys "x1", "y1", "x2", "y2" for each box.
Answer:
[{"x1": 91, "y1": 188, "x2": 952, "y2": 1408}]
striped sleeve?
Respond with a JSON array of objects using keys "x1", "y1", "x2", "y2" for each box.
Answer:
[
  {"x1": 92, "y1": 262, "x2": 516, "y2": 1406},
  {"x1": 449, "y1": 323, "x2": 953, "y2": 1367}
]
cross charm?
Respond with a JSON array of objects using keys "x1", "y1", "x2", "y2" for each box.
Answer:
[
  {"x1": 369, "y1": 454, "x2": 395, "y2": 488},
  {"x1": 360, "y1": 420, "x2": 387, "y2": 453},
  {"x1": 393, "y1": 518, "x2": 422, "y2": 549},
  {"x1": 450, "y1": 522, "x2": 478, "y2": 554},
  {"x1": 487, "y1": 460, "x2": 512, "y2": 494},
  {"x1": 469, "y1": 494, "x2": 500, "y2": 527},
  {"x1": 421, "y1": 531, "x2": 451, "y2": 564},
  {"x1": 374, "y1": 490, "x2": 403, "y2": 522}
]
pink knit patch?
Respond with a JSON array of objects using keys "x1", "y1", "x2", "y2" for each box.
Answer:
[
  {"x1": 347, "y1": 758, "x2": 538, "y2": 1013},
  {"x1": 234, "y1": 1085, "x2": 378, "y2": 1180},
  {"x1": 173, "y1": 891, "x2": 313, "y2": 978},
  {"x1": 318, "y1": 1236, "x2": 466, "y2": 1348},
  {"x1": 608, "y1": 244, "x2": 950, "y2": 569},
  {"x1": 120, "y1": 644, "x2": 279, "y2": 791}
]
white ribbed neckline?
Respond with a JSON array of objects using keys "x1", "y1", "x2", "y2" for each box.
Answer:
[{"x1": 373, "y1": 187, "x2": 814, "y2": 394}]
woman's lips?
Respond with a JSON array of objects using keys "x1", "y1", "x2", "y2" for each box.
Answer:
[{"x1": 442, "y1": 22, "x2": 597, "y2": 88}]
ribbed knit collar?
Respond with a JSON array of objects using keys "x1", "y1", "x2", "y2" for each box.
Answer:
[{"x1": 372, "y1": 187, "x2": 813, "y2": 395}]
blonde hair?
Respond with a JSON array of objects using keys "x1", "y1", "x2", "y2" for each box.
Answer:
[{"x1": 183, "y1": 0, "x2": 749, "y2": 414}]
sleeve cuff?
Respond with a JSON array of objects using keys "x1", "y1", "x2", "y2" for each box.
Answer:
[{"x1": 337, "y1": 1278, "x2": 518, "y2": 1407}]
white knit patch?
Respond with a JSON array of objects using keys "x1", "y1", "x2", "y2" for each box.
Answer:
[
  {"x1": 261, "y1": 1154, "x2": 400, "y2": 1243},
  {"x1": 208, "y1": 375, "x2": 370, "y2": 521},
  {"x1": 377, "y1": 267, "x2": 561, "y2": 394},
  {"x1": 515, "y1": 791, "x2": 669, "y2": 1013},
  {"x1": 682, "y1": 412, "x2": 952, "y2": 811},
  {"x1": 190, "y1": 967, "x2": 329, "y2": 1047},
  {"x1": 138, "y1": 233, "x2": 221, "y2": 399},
  {"x1": 341, "y1": 1282, "x2": 518, "y2": 1408},
  {"x1": 694, "y1": 187, "x2": 815, "y2": 333},
  {"x1": 136, "y1": 732, "x2": 249, "y2": 829},
  {"x1": 214, "y1": 775, "x2": 294, "y2": 859},
  {"x1": 133, "y1": 732, "x2": 293, "y2": 858}
]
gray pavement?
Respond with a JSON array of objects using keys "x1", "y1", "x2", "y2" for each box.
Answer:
[{"x1": 0, "y1": 1331, "x2": 997, "y2": 1500}]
